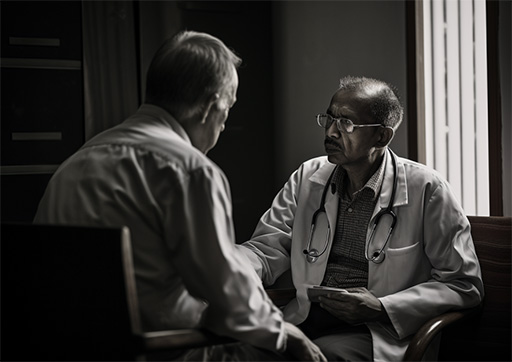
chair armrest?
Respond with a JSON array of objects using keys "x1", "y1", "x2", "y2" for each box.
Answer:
[
  {"x1": 266, "y1": 288, "x2": 296, "y2": 306},
  {"x1": 403, "y1": 307, "x2": 479, "y2": 361},
  {"x1": 136, "y1": 290, "x2": 297, "y2": 355},
  {"x1": 140, "y1": 329, "x2": 236, "y2": 352}
]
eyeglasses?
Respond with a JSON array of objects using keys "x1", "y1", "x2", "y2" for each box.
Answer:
[{"x1": 316, "y1": 114, "x2": 384, "y2": 134}]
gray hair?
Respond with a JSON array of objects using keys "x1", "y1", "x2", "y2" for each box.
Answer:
[
  {"x1": 145, "y1": 30, "x2": 242, "y2": 119},
  {"x1": 338, "y1": 76, "x2": 403, "y2": 130}
]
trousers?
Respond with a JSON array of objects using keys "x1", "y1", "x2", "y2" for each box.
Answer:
[
  {"x1": 298, "y1": 304, "x2": 373, "y2": 361},
  {"x1": 151, "y1": 304, "x2": 373, "y2": 361}
]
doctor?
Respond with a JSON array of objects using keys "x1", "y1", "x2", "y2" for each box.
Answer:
[{"x1": 238, "y1": 76, "x2": 484, "y2": 361}]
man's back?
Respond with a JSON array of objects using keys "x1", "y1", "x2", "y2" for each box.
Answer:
[{"x1": 34, "y1": 104, "x2": 231, "y2": 332}]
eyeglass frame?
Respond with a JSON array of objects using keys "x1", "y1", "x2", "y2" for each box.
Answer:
[{"x1": 316, "y1": 113, "x2": 386, "y2": 134}]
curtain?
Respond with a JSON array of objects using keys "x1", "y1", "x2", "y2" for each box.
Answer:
[{"x1": 82, "y1": 0, "x2": 139, "y2": 140}]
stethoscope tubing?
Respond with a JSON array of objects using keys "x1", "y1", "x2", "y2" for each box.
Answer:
[
  {"x1": 304, "y1": 151, "x2": 399, "y2": 264},
  {"x1": 303, "y1": 168, "x2": 336, "y2": 263}
]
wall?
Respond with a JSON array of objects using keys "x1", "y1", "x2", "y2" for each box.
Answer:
[
  {"x1": 271, "y1": 0, "x2": 408, "y2": 185},
  {"x1": 137, "y1": 1, "x2": 277, "y2": 241}
]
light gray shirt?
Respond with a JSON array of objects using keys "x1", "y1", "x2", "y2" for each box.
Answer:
[{"x1": 34, "y1": 104, "x2": 286, "y2": 352}]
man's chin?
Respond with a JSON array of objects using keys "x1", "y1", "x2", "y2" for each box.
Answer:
[{"x1": 326, "y1": 153, "x2": 344, "y2": 165}]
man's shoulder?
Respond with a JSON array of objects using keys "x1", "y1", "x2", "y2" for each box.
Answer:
[
  {"x1": 81, "y1": 119, "x2": 221, "y2": 178},
  {"x1": 292, "y1": 156, "x2": 334, "y2": 185},
  {"x1": 148, "y1": 138, "x2": 223, "y2": 181},
  {"x1": 300, "y1": 156, "x2": 330, "y2": 172},
  {"x1": 398, "y1": 156, "x2": 449, "y2": 189}
]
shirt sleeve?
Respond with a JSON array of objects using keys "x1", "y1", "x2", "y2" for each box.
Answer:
[
  {"x1": 238, "y1": 167, "x2": 303, "y2": 287},
  {"x1": 162, "y1": 164, "x2": 287, "y2": 352}
]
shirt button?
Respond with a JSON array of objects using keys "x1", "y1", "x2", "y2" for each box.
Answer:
[{"x1": 347, "y1": 207, "x2": 353, "y2": 213}]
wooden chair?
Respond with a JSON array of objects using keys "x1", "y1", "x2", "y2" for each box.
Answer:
[
  {"x1": 1, "y1": 223, "x2": 235, "y2": 361},
  {"x1": 404, "y1": 216, "x2": 512, "y2": 361}
]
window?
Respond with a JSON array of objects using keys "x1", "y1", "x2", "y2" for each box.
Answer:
[{"x1": 415, "y1": 0, "x2": 489, "y2": 215}]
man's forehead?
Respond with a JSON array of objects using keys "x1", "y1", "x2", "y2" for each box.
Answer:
[
  {"x1": 329, "y1": 89, "x2": 365, "y2": 110},
  {"x1": 333, "y1": 87, "x2": 370, "y2": 100},
  {"x1": 328, "y1": 103, "x2": 353, "y2": 116},
  {"x1": 329, "y1": 88, "x2": 375, "y2": 123}
]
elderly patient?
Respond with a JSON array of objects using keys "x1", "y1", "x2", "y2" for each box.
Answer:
[
  {"x1": 34, "y1": 30, "x2": 326, "y2": 361},
  {"x1": 238, "y1": 76, "x2": 484, "y2": 361}
]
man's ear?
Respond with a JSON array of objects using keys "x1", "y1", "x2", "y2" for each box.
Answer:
[
  {"x1": 376, "y1": 127, "x2": 395, "y2": 148},
  {"x1": 199, "y1": 93, "x2": 220, "y2": 124}
]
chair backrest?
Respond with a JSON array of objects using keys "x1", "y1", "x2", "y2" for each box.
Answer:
[
  {"x1": 1, "y1": 223, "x2": 142, "y2": 361},
  {"x1": 439, "y1": 216, "x2": 512, "y2": 361}
]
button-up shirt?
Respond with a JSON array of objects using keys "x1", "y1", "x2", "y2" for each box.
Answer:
[
  {"x1": 34, "y1": 104, "x2": 286, "y2": 353},
  {"x1": 322, "y1": 157, "x2": 386, "y2": 288}
]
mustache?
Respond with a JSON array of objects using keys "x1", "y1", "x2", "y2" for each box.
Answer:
[{"x1": 324, "y1": 138, "x2": 341, "y2": 149}]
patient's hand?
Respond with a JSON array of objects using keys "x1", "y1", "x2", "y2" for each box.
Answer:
[
  {"x1": 284, "y1": 322, "x2": 327, "y2": 361},
  {"x1": 319, "y1": 287, "x2": 390, "y2": 325}
]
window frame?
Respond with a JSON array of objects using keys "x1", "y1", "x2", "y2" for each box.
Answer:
[{"x1": 405, "y1": 0, "x2": 503, "y2": 216}]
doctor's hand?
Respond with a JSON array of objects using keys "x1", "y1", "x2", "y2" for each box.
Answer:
[
  {"x1": 318, "y1": 287, "x2": 390, "y2": 325},
  {"x1": 284, "y1": 322, "x2": 327, "y2": 362}
]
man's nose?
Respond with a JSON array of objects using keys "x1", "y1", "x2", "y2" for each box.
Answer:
[{"x1": 326, "y1": 121, "x2": 340, "y2": 138}]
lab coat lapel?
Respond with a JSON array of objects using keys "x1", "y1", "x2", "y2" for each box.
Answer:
[
  {"x1": 368, "y1": 149, "x2": 408, "y2": 289},
  {"x1": 324, "y1": 181, "x2": 338, "y2": 259},
  {"x1": 369, "y1": 149, "x2": 408, "y2": 223},
  {"x1": 304, "y1": 163, "x2": 338, "y2": 284}
]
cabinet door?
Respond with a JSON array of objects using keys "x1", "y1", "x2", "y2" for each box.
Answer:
[
  {"x1": 1, "y1": 1, "x2": 84, "y2": 222},
  {"x1": 1, "y1": 67, "x2": 83, "y2": 166},
  {"x1": 1, "y1": 1, "x2": 82, "y2": 60}
]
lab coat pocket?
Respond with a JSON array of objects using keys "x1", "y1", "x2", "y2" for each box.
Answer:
[
  {"x1": 386, "y1": 241, "x2": 421, "y2": 257},
  {"x1": 371, "y1": 242, "x2": 427, "y2": 295}
]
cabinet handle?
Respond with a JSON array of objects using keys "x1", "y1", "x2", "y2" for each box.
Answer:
[
  {"x1": 0, "y1": 164, "x2": 60, "y2": 175},
  {"x1": 1, "y1": 58, "x2": 81, "y2": 70},
  {"x1": 12, "y1": 132, "x2": 62, "y2": 141},
  {"x1": 9, "y1": 37, "x2": 60, "y2": 47}
]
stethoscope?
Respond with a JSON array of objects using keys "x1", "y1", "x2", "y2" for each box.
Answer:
[{"x1": 303, "y1": 151, "x2": 398, "y2": 264}]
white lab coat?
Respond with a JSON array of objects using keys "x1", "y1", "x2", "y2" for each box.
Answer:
[{"x1": 239, "y1": 149, "x2": 484, "y2": 361}]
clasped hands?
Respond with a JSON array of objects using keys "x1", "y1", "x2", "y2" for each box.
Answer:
[{"x1": 317, "y1": 287, "x2": 390, "y2": 325}]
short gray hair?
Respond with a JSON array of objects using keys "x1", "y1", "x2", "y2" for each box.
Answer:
[
  {"x1": 338, "y1": 76, "x2": 403, "y2": 130},
  {"x1": 145, "y1": 31, "x2": 242, "y2": 118}
]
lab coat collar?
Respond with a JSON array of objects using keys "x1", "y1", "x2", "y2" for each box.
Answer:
[
  {"x1": 308, "y1": 160, "x2": 336, "y2": 186},
  {"x1": 377, "y1": 149, "x2": 408, "y2": 210},
  {"x1": 307, "y1": 150, "x2": 408, "y2": 209},
  {"x1": 307, "y1": 149, "x2": 409, "y2": 218}
]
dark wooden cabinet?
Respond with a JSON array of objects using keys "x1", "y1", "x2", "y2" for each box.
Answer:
[{"x1": 1, "y1": 1, "x2": 84, "y2": 221}]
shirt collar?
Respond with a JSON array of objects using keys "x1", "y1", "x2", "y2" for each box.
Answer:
[{"x1": 136, "y1": 104, "x2": 191, "y2": 145}]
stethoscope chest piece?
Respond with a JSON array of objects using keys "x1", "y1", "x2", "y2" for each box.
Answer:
[
  {"x1": 304, "y1": 248, "x2": 321, "y2": 263},
  {"x1": 369, "y1": 249, "x2": 386, "y2": 263}
]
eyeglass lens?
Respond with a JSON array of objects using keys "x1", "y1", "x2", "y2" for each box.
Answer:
[{"x1": 317, "y1": 115, "x2": 354, "y2": 134}]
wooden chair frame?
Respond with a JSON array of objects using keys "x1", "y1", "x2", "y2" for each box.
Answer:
[{"x1": 0, "y1": 223, "x2": 235, "y2": 361}]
